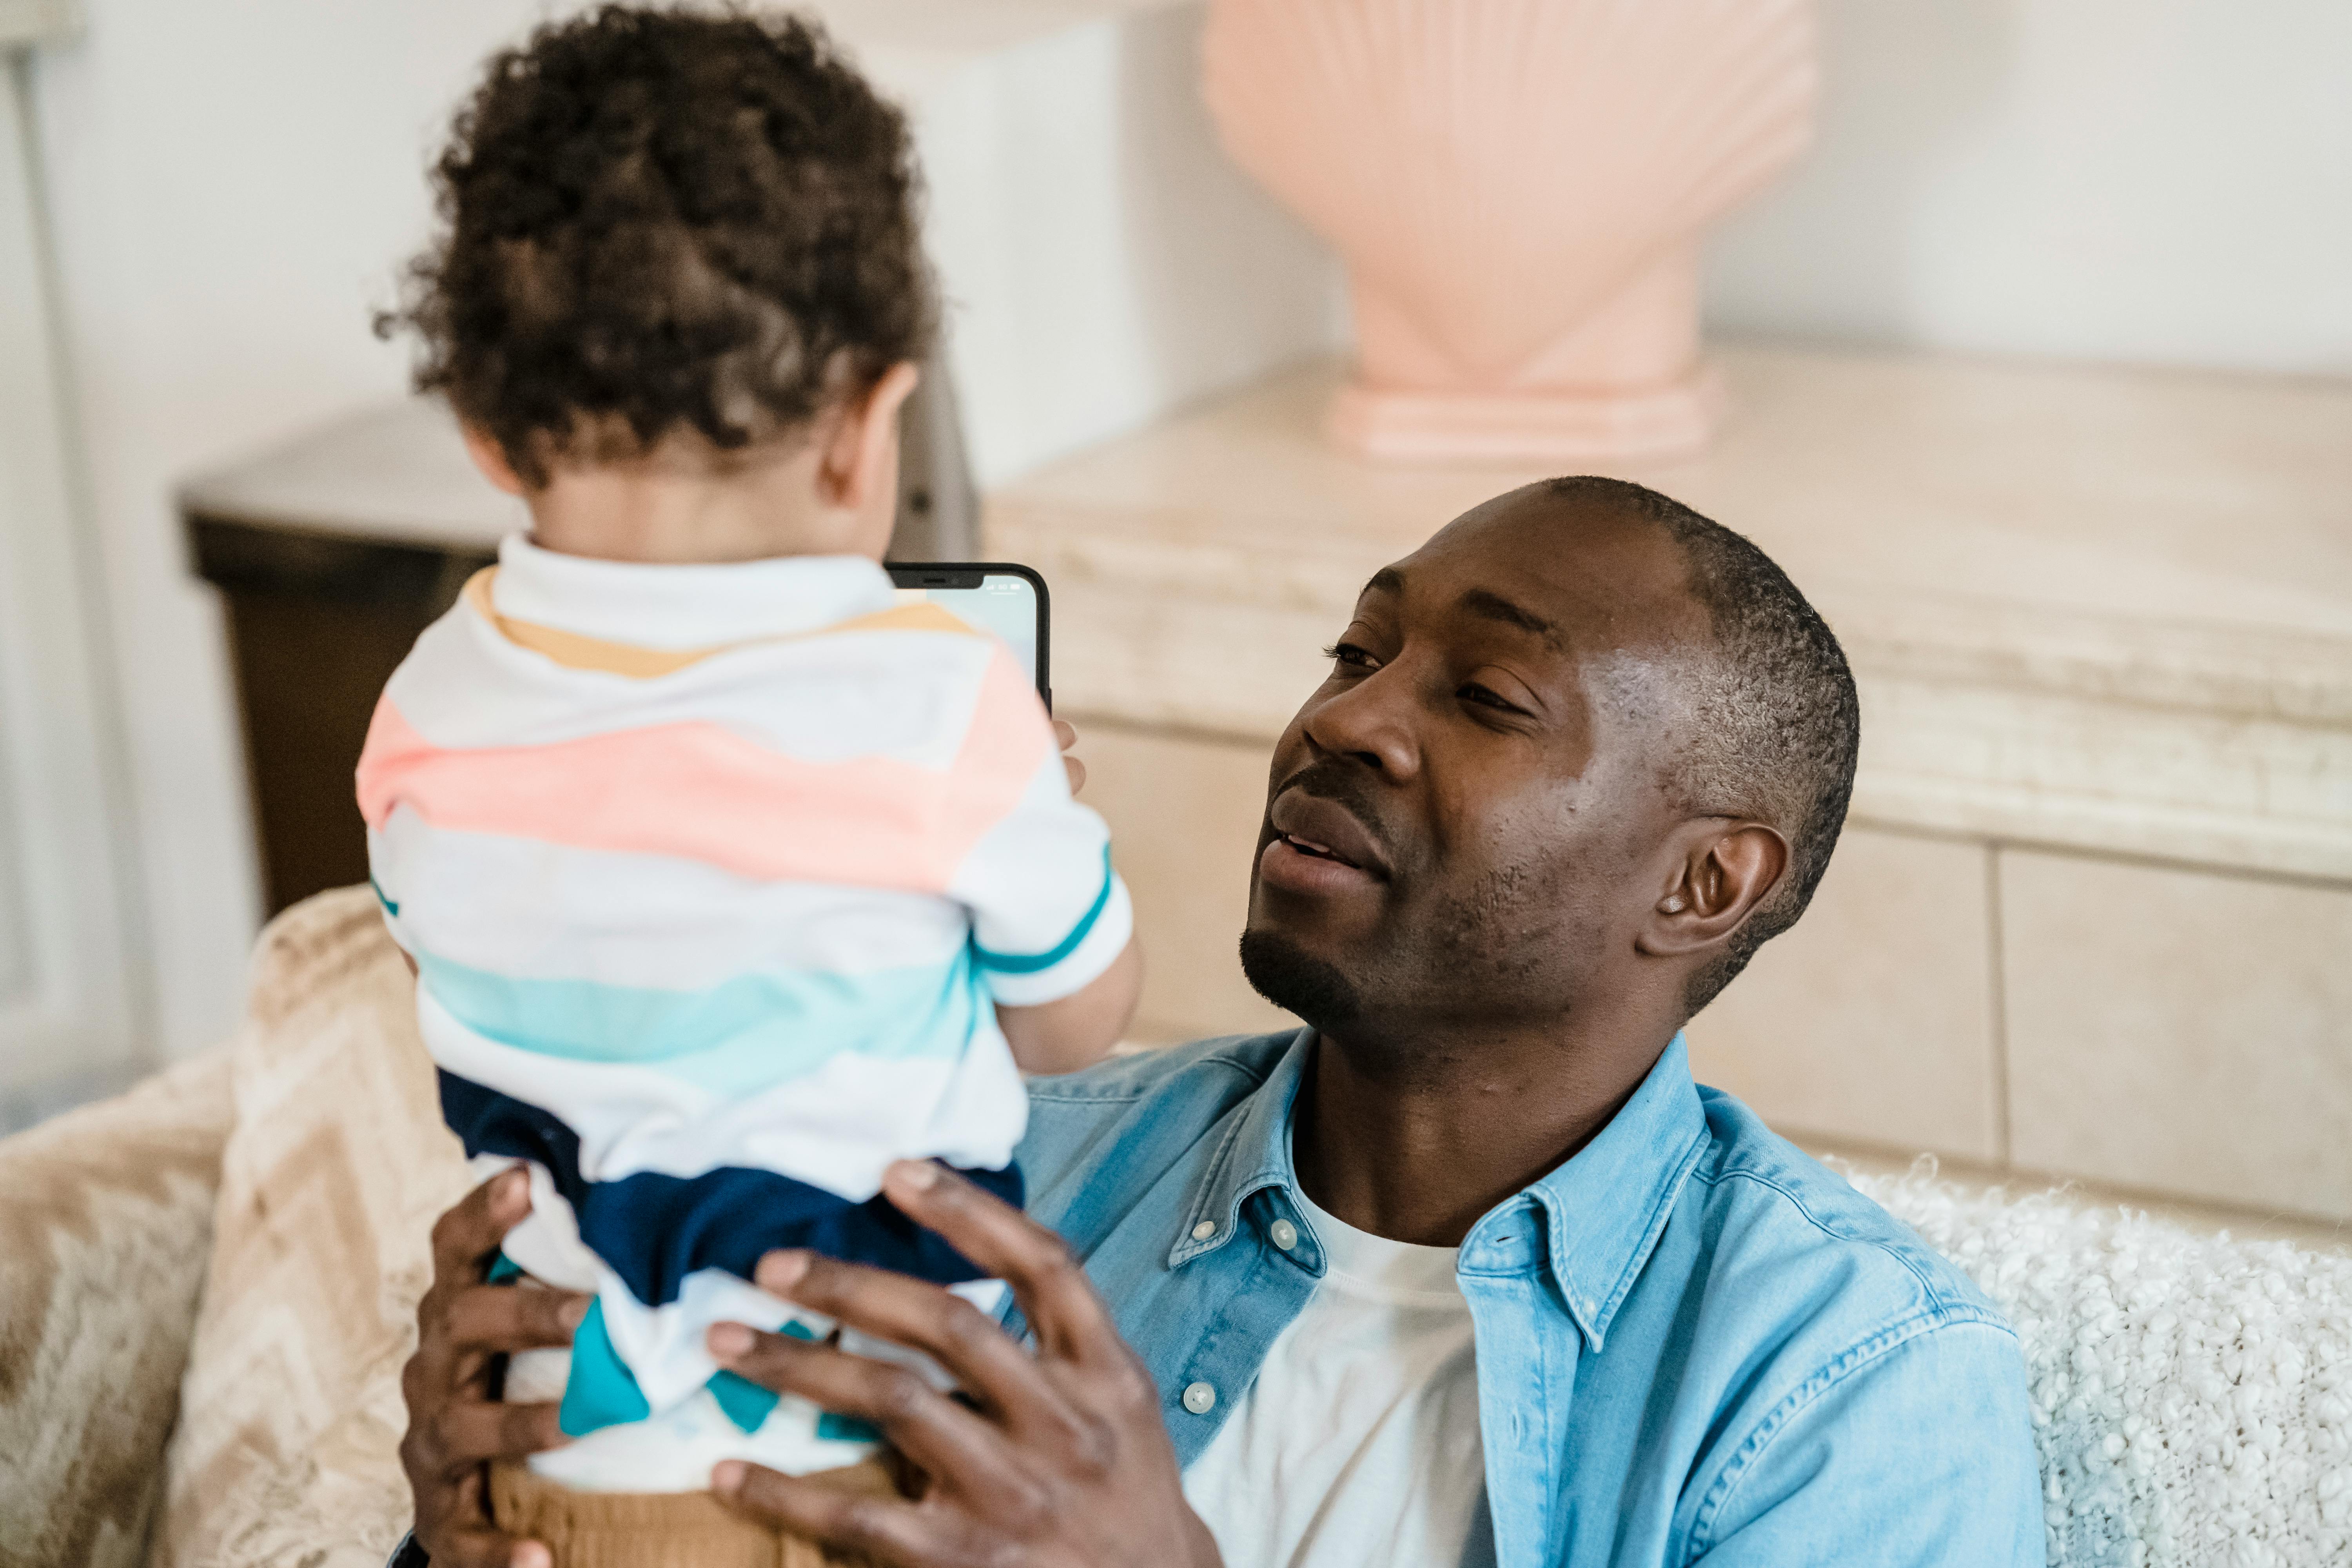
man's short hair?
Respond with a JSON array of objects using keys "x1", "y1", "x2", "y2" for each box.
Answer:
[
  {"x1": 381, "y1": 5, "x2": 932, "y2": 485},
  {"x1": 1546, "y1": 477, "x2": 1861, "y2": 1016}
]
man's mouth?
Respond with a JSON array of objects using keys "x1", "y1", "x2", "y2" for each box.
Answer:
[
  {"x1": 1278, "y1": 832, "x2": 1357, "y2": 868},
  {"x1": 1261, "y1": 789, "x2": 1391, "y2": 894}
]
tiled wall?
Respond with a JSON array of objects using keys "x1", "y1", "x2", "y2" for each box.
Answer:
[
  {"x1": 1080, "y1": 722, "x2": 2352, "y2": 1224},
  {"x1": 1997, "y1": 853, "x2": 2352, "y2": 1219},
  {"x1": 1080, "y1": 722, "x2": 1292, "y2": 1046},
  {"x1": 1686, "y1": 829, "x2": 2002, "y2": 1164}
]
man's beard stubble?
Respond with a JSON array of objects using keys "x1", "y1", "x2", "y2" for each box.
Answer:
[{"x1": 1238, "y1": 928, "x2": 1365, "y2": 1029}]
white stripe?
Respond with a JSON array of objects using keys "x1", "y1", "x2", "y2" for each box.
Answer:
[
  {"x1": 477, "y1": 1154, "x2": 603, "y2": 1293},
  {"x1": 383, "y1": 598, "x2": 996, "y2": 767},
  {"x1": 375, "y1": 810, "x2": 971, "y2": 985},
  {"x1": 946, "y1": 750, "x2": 1107, "y2": 926},
  {"x1": 425, "y1": 994, "x2": 1027, "y2": 1195},
  {"x1": 517, "y1": 1378, "x2": 874, "y2": 1491},
  {"x1": 494, "y1": 535, "x2": 897, "y2": 650}
]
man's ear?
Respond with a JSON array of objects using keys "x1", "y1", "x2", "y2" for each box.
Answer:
[
  {"x1": 1635, "y1": 820, "x2": 1790, "y2": 958},
  {"x1": 816, "y1": 360, "x2": 920, "y2": 513},
  {"x1": 460, "y1": 425, "x2": 528, "y2": 496}
]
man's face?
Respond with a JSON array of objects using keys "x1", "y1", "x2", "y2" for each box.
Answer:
[{"x1": 1241, "y1": 490, "x2": 1707, "y2": 1041}]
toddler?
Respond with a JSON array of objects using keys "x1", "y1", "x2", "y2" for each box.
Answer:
[{"x1": 357, "y1": 10, "x2": 1139, "y2": 1563}]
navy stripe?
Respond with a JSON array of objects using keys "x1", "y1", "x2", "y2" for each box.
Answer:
[{"x1": 439, "y1": 1069, "x2": 1021, "y2": 1305}]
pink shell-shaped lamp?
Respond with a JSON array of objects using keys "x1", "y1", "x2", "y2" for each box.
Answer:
[{"x1": 1202, "y1": 0, "x2": 1818, "y2": 464}]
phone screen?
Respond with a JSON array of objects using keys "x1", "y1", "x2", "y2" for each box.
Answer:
[{"x1": 887, "y1": 563, "x2": 1049, "y2": 704}]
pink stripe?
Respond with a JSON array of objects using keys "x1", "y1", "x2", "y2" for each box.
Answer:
[{"x1": 356, "y1": 652, "x2": 1052, "y2": 891}]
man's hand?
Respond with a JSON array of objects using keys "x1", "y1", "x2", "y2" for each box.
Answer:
[
  {"x1": 399, "y1": 1168, "x2": 588, "y2": 1568},
  {"x1": 707, "y1": 1161, "x2": 1223, "y2": 1568}
]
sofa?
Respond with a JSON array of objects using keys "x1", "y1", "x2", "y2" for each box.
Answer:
[{"x1": 2, "y1": 888, "x2": 2347, "y2": 1568}]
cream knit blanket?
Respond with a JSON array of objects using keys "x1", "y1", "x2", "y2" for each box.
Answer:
[{"x1": 1852, "y1": 1161, "x2": 2352, "y2": 1566}]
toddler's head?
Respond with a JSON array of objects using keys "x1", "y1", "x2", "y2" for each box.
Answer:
[{"x1": 385, "y1": 5, "x2": 931, "y2": 564}]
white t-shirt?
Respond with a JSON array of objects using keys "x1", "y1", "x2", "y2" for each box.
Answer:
[{"x1": 1181, "y1": 1182, "x2": 1486, "y2": 1568}]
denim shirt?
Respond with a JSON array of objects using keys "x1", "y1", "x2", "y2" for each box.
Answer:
[
  {"x1": 396, "y1": 1028, "x2": 2043, "y2": 1568},
  {"x1": 1015, "y1": 1029, "x2": 2045, "y2": 1568}
]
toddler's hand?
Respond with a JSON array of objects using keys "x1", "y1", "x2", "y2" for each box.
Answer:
[{"x1": 1056, "y1": 719, "x2": 1086, "y2": 795}]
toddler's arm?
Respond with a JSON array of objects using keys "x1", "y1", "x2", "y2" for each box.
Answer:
[
  {"x1": 951, "y1": 661, "x2": 1141, "y2": 1074},
  {"x1": 996, "y1": 934, "x2": 1142, "y2": 1075}
]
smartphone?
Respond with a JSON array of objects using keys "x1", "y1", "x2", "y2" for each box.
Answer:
[{"x1": 887, "y1": 562, "x2": 1051, "y2": 710}]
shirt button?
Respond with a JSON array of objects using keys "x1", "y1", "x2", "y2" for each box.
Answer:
[
  {"x1": 1269, "y1": 1219, "x2": 1299, "y2": 1252},
  {"x1": 1190, "y1": 1220, "x2": 1216, "y2": 1241},
  {"x1": 1182, "y1": 1381, "x2": 1217, "y2": 1415}
]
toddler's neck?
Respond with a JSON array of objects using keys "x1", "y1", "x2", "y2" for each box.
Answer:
[{"x1": 523, "y1": 435, "x2": 889, "y2": 567}]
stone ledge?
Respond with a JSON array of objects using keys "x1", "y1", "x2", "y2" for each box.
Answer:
[
  {"x1": 0, "y1": 0, "x2": 78, "y2": 50},
  {"x1": 987, "y1": 345, "x2": 2352, "y2": 882}
]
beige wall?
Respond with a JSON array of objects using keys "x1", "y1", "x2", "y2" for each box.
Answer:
[
  {"x1": 1708, "y1": 0, "x2": 2352, "y2": 375},
  {"x1": 26, "y1": 0, "x2": 2348, "y2": 1081},
  {"x1": 1077, "y1": 722, "x2": 1292, "y2": 1045}
]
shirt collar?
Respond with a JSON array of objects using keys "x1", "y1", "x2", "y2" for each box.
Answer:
[
  {"x1": 1169, "y1": 1027, "x2": 1317, "y2": 1270},
  {"x1": 1169, "y1": 1027, "x2": 1710, "y2": 1352},
  {"x1": 489, "y1": 532, "x2": 897, "y2": 650},
  {"x1": 1510, "y1": 1033, "x2": 1710, "y2": 1351}
]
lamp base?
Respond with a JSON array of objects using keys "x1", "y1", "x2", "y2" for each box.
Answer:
[{"x1": 1326, "y1": 363, "x2": 1723, "y2": 467}]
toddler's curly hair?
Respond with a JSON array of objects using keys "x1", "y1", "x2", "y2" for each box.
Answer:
[{"x1": 381, "y1": 5, "x2": 932, "y2": 485}]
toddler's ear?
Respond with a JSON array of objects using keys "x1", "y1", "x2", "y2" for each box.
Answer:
[
  {"x1": 461, "y1": 424, "x2": 529, "y2": 496},
  {"x1": 819, "y1": 359, "x2": 921, "y2": 514}
]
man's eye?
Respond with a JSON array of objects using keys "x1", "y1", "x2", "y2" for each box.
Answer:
[
  {"x1": 1324, "y1": 642, "x2": 1378, "y2": 670},
  {"x1": 1460, "y1": 682, "x2": 1521, "y2": 713}
]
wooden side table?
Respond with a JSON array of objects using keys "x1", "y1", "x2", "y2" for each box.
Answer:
[{"x1": 183, "y1": 399, "x2": 508, "y2": 915}]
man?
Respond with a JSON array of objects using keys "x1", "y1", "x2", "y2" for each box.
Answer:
[{"x1": 396, "y1": 478, "x2": 2045, "y2": 1567}]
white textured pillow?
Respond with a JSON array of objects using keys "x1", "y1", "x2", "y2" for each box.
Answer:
[
  {"x1": 154, "y1": 887, "x2": 471, "y2": 1568},
  {"x1": 1849, "y1": 1160, "x2": 2352, "y2": 1567}
]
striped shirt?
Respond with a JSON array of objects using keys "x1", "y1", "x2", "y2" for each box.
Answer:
[{"x1": 358, "y1": 536, "x2": 1131, "y2": 1434}]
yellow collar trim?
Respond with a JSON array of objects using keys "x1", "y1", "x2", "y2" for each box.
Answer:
[{"x1": 462, "y1": 569, "x2": 978, "y2": 678}]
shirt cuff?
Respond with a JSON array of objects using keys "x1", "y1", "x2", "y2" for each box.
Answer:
[{"x1": 979, "y1": 874, "x2": 1134, "y2": 1008}]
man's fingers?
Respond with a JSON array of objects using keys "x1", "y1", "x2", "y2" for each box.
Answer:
[
  {"x1": 441, "y1": 1282, "x2": 589, "y2": 1356},
  {"x1": 718, "y1": 1461, "x2": 952, "y2": 1565},
  {"x1": 879, "y1": 1162, "x2": 1118, "y2": 1363},
  {"x1": 419, "y1": 1468, "x2": 552, "y2": 1568},
  {"x1": 746, "y1": 1248, "x2": 1071, "y2": 1435},
  {"x1": 429, "y1": 1168, "x2": 533, "y2": 1284},
  {"x1": 431, "y1": 1398, "x2": 570, "y2": 1475},
  {"x1": 710, "y1": 1324, "x2": 1028, "y2": 1498},
  {"x1": 425, "y1": 1523, "x2": 550, "y2": 1568}
]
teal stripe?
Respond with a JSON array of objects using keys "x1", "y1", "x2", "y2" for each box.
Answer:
[
  {"x1": 414, "y1": 946, "x2": 989, "y2": 1098},
  {"x1": 370, "y1": 876, "x2": 399, "y2": 918},
  {"x1": 558, "y1": 1299, "x2": 652, "y2": 1436},
  {"x1": 709, "y1": 1369, "x2": 780, "y2": 1434},
  {"x1": 818, "y1": 1412, "x2": 884, "y2": 1443},
  {"x1": 973, "y1": 847, "x2": 1116, "y2": 976}
]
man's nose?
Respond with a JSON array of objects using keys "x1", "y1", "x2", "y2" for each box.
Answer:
[{"x1": 1302, "y1": 662, "x2": 1421, "y2": 782}]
